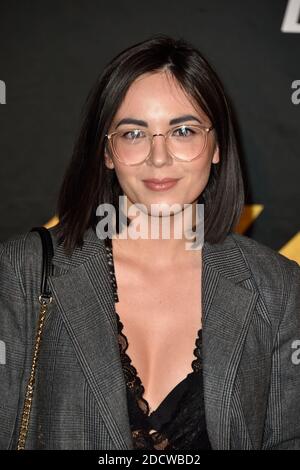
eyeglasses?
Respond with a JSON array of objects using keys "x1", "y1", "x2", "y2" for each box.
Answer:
[{"x1": 105, "y1": 124, "x2": 214, "y2": 166}]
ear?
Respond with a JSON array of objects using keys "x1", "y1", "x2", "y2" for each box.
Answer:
[
  {"x1": 104, "y1": 144, "x2": 115, "y2": 170},
  {"x1": 212, "y1": 143, "x2": 220, "y2": 164}
]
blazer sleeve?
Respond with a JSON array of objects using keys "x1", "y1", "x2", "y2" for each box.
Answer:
[
  {"x1": 0, "y1": 244, "x2": 26, "y2": 450},
  {"x1": 262, "y1": 259, "x2": 300, "y2": 449}
]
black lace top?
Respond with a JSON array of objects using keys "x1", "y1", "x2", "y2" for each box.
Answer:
[{"x1": 104, "y1": 239, "x2": 211, "y2": 450}]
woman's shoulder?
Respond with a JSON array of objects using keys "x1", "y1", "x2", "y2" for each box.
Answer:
[
  {"x1": 0, "y1": 225, "x2": 107, "y2": 285},
  {"x1": 0, "y1": 227, "x2": 57, "y2": 296},
  {"x1": 0, "y1": 226, "x2": 53, "y2": 270},
  {"x1": 228, "y1": 231, "x2": 300, "y2": 288}
]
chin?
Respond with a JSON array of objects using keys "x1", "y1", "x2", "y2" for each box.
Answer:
[{"x1": 134, "y1": 200, "x2": 186, "y2": 217}]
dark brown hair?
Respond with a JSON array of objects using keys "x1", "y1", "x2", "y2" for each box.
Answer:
[{"x1": 56, "y1": 33, "x2": 245, "y2": 254}]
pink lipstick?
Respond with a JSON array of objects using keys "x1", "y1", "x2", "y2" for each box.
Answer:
[{"x1": 142, "y1": 178, "x2": 181, "y2": 191}]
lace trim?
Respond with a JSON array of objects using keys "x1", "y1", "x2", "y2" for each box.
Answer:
[
  {"x1": 104, "y1": 238, "x2": 119, "y2": 303},
  {"x1": 131, "y1": 428, "x2": 171, "y2": 450},
  {"x1": 117, "y1": 310, "x2": 203, "y2": 450},
  {"x1": 116, "y1": 310, "x2": 202, "y2": 414},
  {"x1": 104, "y1": 238, "x2": 203, "y2": 450}
]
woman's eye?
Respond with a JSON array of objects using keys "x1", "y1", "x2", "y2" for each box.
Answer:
[
  {"x1": 173, "y1": 127, "x2": 194, "y2": 137},
  {"x1": 122, "y1": 129, "x2": 145, "y2": 139}
]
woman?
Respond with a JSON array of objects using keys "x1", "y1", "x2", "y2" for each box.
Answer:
[{"x1": 0, "y1": 34, "x2": 300, "y2": 450}]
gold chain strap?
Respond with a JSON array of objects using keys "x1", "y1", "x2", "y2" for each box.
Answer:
[{"x1": 17, "y1": 295, "x2": 52, "y2": 450}]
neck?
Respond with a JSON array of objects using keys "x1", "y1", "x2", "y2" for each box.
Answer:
[{"x1": 111, "y1": 201, "x2": 203, "y2": 268}]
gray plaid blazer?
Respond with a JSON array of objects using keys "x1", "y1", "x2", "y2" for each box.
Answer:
[{"x1": 0, "y1": 225, "x2": 300, "y2": 450}]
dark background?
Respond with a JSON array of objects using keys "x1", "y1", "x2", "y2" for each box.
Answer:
[{"x1": 0, "y1": 0, "x2": 299, "y2": 262}]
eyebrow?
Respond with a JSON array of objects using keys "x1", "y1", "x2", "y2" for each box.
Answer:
[{"x1": 115, "y1": 114, "x2": 204, "y2": 128}]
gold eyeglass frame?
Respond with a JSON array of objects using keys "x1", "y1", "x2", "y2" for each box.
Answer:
[{"x1": 104, "y1": 124, "x2": 214, "y2": 166}]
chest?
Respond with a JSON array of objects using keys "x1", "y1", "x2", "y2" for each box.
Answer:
[{"x1": 112, "y1": 255, "x2": 202, "y2": 412}]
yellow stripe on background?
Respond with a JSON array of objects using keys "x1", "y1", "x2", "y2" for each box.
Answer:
[
  {"x1": 235, "y1": 205, "x2": 264, "y2": 234},
  {"x1": 44, "y1": 215, "x2": 59, "y2": 229},
  {"x1": 279, "y1": 232, "x2": 300, "y2": 265}
]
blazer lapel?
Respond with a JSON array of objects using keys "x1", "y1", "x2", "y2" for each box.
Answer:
[
  {"x1": 48, "y1": 228, "x2": 133, "y2": 450},
  {"x1": 47, "y1": 226, "x2": 259, "y2": 450},
  {"x1": 202, "y1": 236, "x2": 259, "y2": 449}
]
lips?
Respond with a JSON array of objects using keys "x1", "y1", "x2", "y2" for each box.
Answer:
[
  {"x1": 142, "y1": 177, "x2": 181, "y2": 191},
  {"x1": 142, "y1": 178, "x2": 180, "y2": 183}
]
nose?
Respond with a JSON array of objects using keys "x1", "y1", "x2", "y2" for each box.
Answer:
[{"x1": 145, "y1": 134, "x2": 173, "y2": 167}]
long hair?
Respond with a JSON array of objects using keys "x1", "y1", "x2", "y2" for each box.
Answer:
[{"x1": 56, "y1": 34, "x2": 245, "y2": 255}]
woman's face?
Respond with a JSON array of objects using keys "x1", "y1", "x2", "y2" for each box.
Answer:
[{"x1": 104, "y1": 71, "x2": 219, "y2": 216}]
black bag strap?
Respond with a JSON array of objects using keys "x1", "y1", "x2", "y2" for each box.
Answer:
[
  {"x1": 30, "y1": 226, "x2": 54, "y2": 300},
  {"x1": 17, "y1": 226, "x2": 54, "y2": 450}
]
